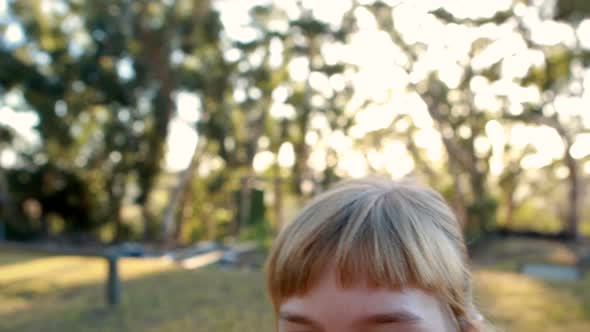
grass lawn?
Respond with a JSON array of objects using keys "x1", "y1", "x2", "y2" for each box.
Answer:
[{"x1": 0, "y1": 238, "x2": 589, "y2": 332}]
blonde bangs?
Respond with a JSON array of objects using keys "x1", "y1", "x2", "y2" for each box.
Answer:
[{"x1": 266, "y1": 178, "x2": 469, "y2": 317}]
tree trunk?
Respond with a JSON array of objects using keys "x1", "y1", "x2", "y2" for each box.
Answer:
[
  {"x1": 555, "y1": 128, "x2": 580, "y2": 240},
  {"x1": 565, "y1": 151, "x2": 580, "y2": 240},
  {"x1": 504, "y1": 187, "x2": 516, "y2": 227},
  {"x1": 235, "y1": 176, "x2": 253, "y2": 237},
  {"x1": 511, "y1": 113, "x2": 581, "y2": 239},
  {"x1": 106, "y1": 188, "x2": 124, "y2": 243},
  {"x1": 293, "y1": 126, "x2": 310, "y2": 195},
  {"x1": 273, "y1": 168, "x2": 284, "y2": 230},
  {"x1": 141, "y1": 206, "x2": 153, "y2": 242},
  {"x1": 134, "y1": 1, "x2": 177, "y2": 243},
  {"x1": 107, "y1": 176, "x2": 126, "y2": 243},
  {"x1": 174, "y1": 181, "x2": 194, "y2": 244},
  {"x1": 0, "y1": 168, "x2": 15, "y2": 241},
  {"x1": 469, "y1": 170, "x2": 491, "y2": 233},
  {"x1": 161, "y1": 138, "x2": 203, "y2": 244},
  {"x1": 161, "y1": 170, "x2": 191, "y2": 244},
  {"x1": 113, "y1": 200, "x2": 124, "y2": 243},
  {"x1": 448, "y1": 158, "x2": 468, "y2": 228},
  {"x1": 40, "y1": 213, "x2": 50, "y2": 239}
]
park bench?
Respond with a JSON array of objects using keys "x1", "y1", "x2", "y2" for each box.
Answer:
[
  {"x1": 0, "y1": 241, "x2": 164, "y2": 306},
  {"x1": 0, "y1": 240, "x2": 259, "y2": 306}
]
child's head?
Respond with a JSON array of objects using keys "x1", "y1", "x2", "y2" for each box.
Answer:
[{"x1": 266, "y1": 177, "x2": 487, "y2": 332}]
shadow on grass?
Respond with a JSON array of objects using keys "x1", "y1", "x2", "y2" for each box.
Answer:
[
  {"x1": 3, "y1": 237, "x2": 588, "y2": 332},
  {"x1": 471, "y1": 237, "x2": 590, "y2": 331},
  {"x1": 474, "y1": 269, "x2": 590, "y2": 332},
  {"x1": 0, "y1": 251, "x2": 48, "y2": 268},
  {"x1": 0, "y1": 265, "x2": 275, "y2": 332}
]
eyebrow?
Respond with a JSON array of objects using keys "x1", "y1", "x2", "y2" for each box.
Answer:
[
  {"x1": 279, "y1": 310, "x2": 423, "y2": 327},
  {"x1": 358, "y1": 311, "x2": 423, "y2": 325},
  {"x1": 279, "y1": 312, "x2": 321, "y2": 329}
]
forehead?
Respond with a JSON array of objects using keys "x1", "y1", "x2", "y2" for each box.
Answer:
[{"x1": 279, "y1": 269, "x2": 451, "y2": 331}]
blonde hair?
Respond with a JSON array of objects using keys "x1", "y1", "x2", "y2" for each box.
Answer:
[{"x1": 266, "y1": 177, "x2": 489, "y2": 331}]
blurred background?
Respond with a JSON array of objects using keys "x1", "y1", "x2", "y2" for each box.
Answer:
[{"x1": 0, "y1": 0, "x2": 589, "y2": 331}]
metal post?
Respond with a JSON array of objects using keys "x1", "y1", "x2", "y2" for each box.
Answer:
[{"x1": 106, "y1": 255, "x2": 120, "y2": 306}]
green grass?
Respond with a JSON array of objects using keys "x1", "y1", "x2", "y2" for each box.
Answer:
[
  {"x1": 0, "y1": 253, "x2": 273, "y2": 332},
  {"x1": 472, "y1": 237, "x2": 590, "y2": 331},
  {"x1": 0, "y1": 238, "x2": 589, "y2": 332}
]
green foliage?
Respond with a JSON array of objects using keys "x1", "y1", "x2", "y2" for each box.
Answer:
[
  {"x1": 239, "y1": 220, "x2": 275, "y2": 251},
  {"x1": 234, "y1": 187, "x2": 267, "y2": 228},
  {"x1": 510, "y1": 201, "x2": 564, "y2": 234},
  {"x1": 556, "y1": 0, "x2": 590, "y2": 20},
  {"x1": 466, "y1": 195, "x2": 498, "y2": 239},
  {"x1": 0, "y1": 0, "x2": 588, "y2": 244},
  {"x1": 6, "y1": 164, "x2": 104, "y2": 238}
]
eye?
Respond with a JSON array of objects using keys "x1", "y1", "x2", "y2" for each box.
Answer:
[
  {"x1": 279, "y1": 322, "x2": 318, "y2": 332},
  {"x1": 282, "y1": 328, "x2": 315, "y2": 332},
  {"x1": 362, "y1": 324, "x2": 427, "y2": 332}
]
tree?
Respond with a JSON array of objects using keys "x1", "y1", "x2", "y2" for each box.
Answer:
[
  {"x1": 2, "y1": 0, "x2": 588, "y2": 244},
  {"x1": 364, "y1": 2, "x2": 505, "y2": 236},
  {"x1": 0, "y1": 124, "x2": 17, "y2": 240},
  {"x1": 506, "y1": 0, "x2": 590, "y2": 239}
]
